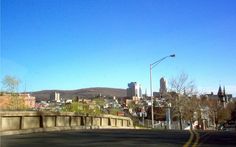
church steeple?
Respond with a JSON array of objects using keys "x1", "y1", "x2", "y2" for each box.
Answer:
[
  {"x1": 223, "y1": 86, "x2": 228, "y2": 103},
  {"x1": 217, "y1": 85, "x2": 229, "y2": 107},
  {"x1": 217, "y1": 85, "x2": 223, "y2": 97},
  {"x1": 223, "y1": 86, "x2": 226, "y2": 96}
]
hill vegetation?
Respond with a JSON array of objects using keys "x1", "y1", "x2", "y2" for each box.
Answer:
[{"x1": 30, "y1": 87, "x2": 127, "y2": 101}]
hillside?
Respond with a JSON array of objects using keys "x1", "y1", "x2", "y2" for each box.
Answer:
[{"x1": 30, "y1": 87, "x2": 127, "y2": 101}]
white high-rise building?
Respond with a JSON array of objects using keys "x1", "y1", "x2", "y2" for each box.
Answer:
[
  {"x1": 51, "y1": 92, "x2": 60, "y2": 102},
  {"x1": 127, "y1": 82, "x2": 142, "y2": 100},
  {"x1": 159, "y1": 77, "x2": 167, "y2": 95}
]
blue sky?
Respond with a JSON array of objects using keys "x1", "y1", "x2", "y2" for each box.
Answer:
[{"x1": 1, "y1": 0, "x2": 236, "y2": 96}]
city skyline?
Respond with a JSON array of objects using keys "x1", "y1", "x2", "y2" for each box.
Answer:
[{"x1": 1, "y1": 0, "x2": 236, "y2": 96}]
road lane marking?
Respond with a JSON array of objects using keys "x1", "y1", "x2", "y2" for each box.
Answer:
[
  {"x1": 192, "y1": 130, "x2": 199, "y2": 147},
  {"x1": 183, "y1": 130, "x2": 194, "y2": 147}
]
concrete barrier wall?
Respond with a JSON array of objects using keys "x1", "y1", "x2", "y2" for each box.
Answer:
[
  {"x1": 23, "y1": 117, "x2": 40, "y2": 129},
  {"x1": 2, "y1": 117, "x2": 21, "y2": 130},
  {"x1": 56, "y1": 116, "x2": 70, "y2": 127},
  {"x1": 102, "y1": 117, "x2": 109, "y2": 126},
  {"x1": 93, "y1": 117, "x2": 101, "y2": 126},
  {"x1": 0, "y1": 111, "x2": 133, "y2": 134},
  {"x1": 117, "y1": 119, "x2": 122, "y2": 127},
  {"x1": 110, "y1": 118, "x2": 116, "y2": 127},
  {"x1": 123, "y1": 120, "x2": 128, "y2": 127},
  {"x1": 85, "y1": 117, "x2": 92, "y2": 126},
  {"x1": 71, "y1": 116, "x2": 81, "y2": 126},
  {"x1": 45, "y1": 116, "x2": 56, "y2": 128}
]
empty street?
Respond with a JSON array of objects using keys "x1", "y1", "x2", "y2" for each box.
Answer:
[{"x1": 1, "y1": 129, "x2": 236, "y2": 147}]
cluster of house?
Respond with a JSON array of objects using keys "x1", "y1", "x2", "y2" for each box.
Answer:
[
  {"x1": 0, "y1": 90, "x2": 123, "y2": 114},
  {"x1": 123, "y1": 78, "x2": 236, "y2": 129},
  {"x1": 33, "y1": 91, "x2": 122, "y2": 113},
  {"x1": 0, "y1": 79, "x2": 235, "y2": 130}
]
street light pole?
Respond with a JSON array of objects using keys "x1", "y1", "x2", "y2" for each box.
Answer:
[
  {"x1": 150, "y1": 64, "x2": 153, "y2": 128},
  {"x1": 150, "y1": 54, "x2": 175, "y2": 128}
]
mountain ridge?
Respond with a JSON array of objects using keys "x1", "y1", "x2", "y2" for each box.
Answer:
[{"x1": 30, "y1": 87, "x2": 127, "y2": 101}]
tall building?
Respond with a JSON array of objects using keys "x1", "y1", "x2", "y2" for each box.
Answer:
[
  {"x1": 127, "y1": 82, "x2": 142, "y2": 100},
  {"x1": 51, "y1": 92, "x2": 60, "y2": 102},
  {"x1": 159, "y1": 77, "x2": 167, "y2": 95}
]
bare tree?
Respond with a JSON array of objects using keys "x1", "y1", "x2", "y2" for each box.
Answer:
[
  {"x1": 183, "y1": 96, "x2": 200, "y2": 130},
  {"x1": 1, "y1": 75, "x2": 25, "y2": 110},
  {"x1": 170, "y1": 73, "x2": 197, "y2": 96},
  {"x1": 1, "y1": 75, "x2": 20, "y2": 93},
  {"x1": 206, "y1": 98, "x2": 234, "y2": 129},
  {"x1": 168, "y1": 73, "x2": 198, "y2": 130}
]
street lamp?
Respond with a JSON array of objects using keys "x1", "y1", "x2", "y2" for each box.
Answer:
[{"x1": 150, "y1": 54, "x2": 175, "y2": 128}]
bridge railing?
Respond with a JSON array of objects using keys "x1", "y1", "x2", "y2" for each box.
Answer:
[{"x1": 0, "y1": 111, "x2": 133, "y2": 135}]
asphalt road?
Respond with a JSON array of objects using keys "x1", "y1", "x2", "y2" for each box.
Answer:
[{"x1": 1, "y1": 129, "x2": 236, "y2": 147}]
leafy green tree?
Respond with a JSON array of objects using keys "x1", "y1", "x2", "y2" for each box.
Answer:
[
  {"x1": 93, "y1": 98, "x2": 105, "y2": 108},
  {"x1": 109, "y1": 108, "x2": 121, "y2": 115},
  {"x1": 62, "y1": 102, "x2": 85, "y2": 113},
  {"x1": 62, "y1": 101, "x2": 103, "y2": 116}
]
